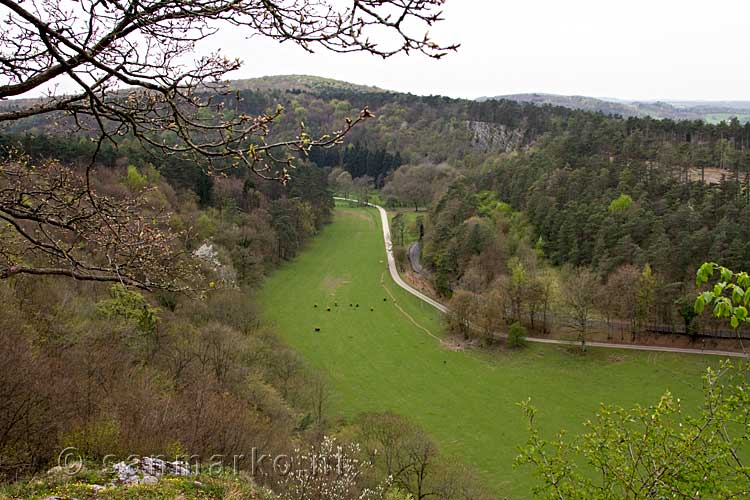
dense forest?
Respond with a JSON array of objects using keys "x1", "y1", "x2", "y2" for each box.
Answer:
[
  {"x1": 420, "y1": 110, "x2": 750, "y2": 284},
  {"x1": 417, "y1": 103, "x2": 750, "y2": 340},
  {"x1": 0, "y1": 148, "x2": 330, "y2": 468}
]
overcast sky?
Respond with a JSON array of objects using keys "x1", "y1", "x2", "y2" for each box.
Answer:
[{"x1": 201, "y1": 0, "x2": 750, "y2": 101}]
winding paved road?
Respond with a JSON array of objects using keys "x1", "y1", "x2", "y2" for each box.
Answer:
[
  {"x1": 334, "y1": 197, "x2": 746, "y2": 358},
  {"x1": 408, "y1": 242, "x2": 426, "y2": 275}
]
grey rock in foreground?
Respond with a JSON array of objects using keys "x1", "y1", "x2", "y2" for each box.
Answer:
[{"x1": 112, "y1": 456, "x2": 192, "y2": 485}]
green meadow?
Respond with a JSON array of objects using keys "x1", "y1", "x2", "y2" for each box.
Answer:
[{"x1": 258, "y1": 205, "x2": 719, "y2": 498}]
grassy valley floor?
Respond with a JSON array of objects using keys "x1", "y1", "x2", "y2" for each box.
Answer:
[{"x1": 258, "y1": 205, "x2": 720, "y2": 499}]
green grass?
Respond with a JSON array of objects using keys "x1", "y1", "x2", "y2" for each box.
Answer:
[{"x1": 258, "y1": 206, "x2": 720, "y2": 499}]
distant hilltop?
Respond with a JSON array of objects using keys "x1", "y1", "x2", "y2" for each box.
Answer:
[
  {"x1": 477, "y1": 92, "x2": 750, "y2": 124},
  {"x1": 226, "y1": 74, "x2": 389, "y2": 94},
  {"x1": 4, "y1": 73, "x2": 749, "y2": 125},
  {"x1": 237, "y1": 77, "x2": 750, "y2": 124}
]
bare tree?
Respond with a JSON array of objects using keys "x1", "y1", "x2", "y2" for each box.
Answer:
[
  {"x1": 357, "y1": 413, "x2": 441, "y2": 500},
  {"x1": 331, "y1": 169, "x2": 354, "y2": 198},
  {"x1": 446, "y1": 290, "x2": 477, "y2": 340},
  {"x1": 535, "y1": 270, "x2": 556, "y2": 334},
  {"x1": 308, "y1": 373, "x2": 330, "y2": 430},
  {"x1": 526, "y1": 277, "x2": 544, "y2": 331},
  {"x1": 353, "y1": 174, "x2": 374, "y2": 203},
  {"x1": 476, "y1": 288, "x2": 505, "y2": 344},
  {"x1": 0, "y1": 156, "x2": 196, "y2": 289},
  {"x1": 358, "y1": 413, "x2": 490, "y2": 499},
  {"x1": 563, "y1": 267, "x2": 598, "y2": 352},
  {"x1": 382, "y1": 163, "x2": 453, "y2": 211},
  {"x1": 334, "y1": 171, "x2": 354, "y2": 198}
]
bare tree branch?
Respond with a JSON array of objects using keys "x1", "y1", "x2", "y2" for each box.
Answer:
[
  {"x1": 0, "y1": 0, "x2": 456, "y2": 181},
  {"x1": 0, "y1": 155, "x2": 198, "y2": 290},
  {"x1": 0, "y1": 0, "x2": 455, "y2": 288}
]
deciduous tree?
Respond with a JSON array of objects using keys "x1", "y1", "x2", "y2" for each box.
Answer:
[
  {"x1": 516, "y1": 361, "x2": 750, "y2": 499},
  {"x1": 562, "y1": 266, "x2": 598, "y2": 351},
  {"x1": 476, "y1": 288, "x2": 506, "y2": 344},
  {"x1": 446, "y1": 290, "x2": 477, "y2": 340},
  {"x1": 694, "y1": 262, "x2": 750, "y2": 330}
]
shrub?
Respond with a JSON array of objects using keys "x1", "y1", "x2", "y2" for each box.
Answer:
[
  {"x1": 155, "y1": 290, "x2": 179, "y2": 312},
  {"x1": 124, "y1": 164, "x2": 148, "y2": 191},
  {"x1": 393, "y1": 245, "x2": 407, "y2": 272},
  {"x1": 60, "y1": 417, "x2": 123, "y2": 460},
  {"x1": 0, "y1": 326, "x2": 59, "y2": 480},
  {"x1": 507, "y1": 322, "x2": 527, "y2": 349},
  {"x1": 194, "y1": 289, "x2": 260, "y2": 334},
  {"x1": 97, "y1": 284, "x2": 159, "y2": 335}
]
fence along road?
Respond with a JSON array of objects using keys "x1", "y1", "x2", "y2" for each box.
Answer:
[{"x1": 334, "y1": 197, "x2": 746, "y2": 358}]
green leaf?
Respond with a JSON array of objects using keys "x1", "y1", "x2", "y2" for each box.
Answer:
[
  {"x1": 731, "y1": 285, "x2": 745, "y2": 305},
  {"x1": 735, "y1": 306, "x2": 748, "y2": 321},
  {"x1": 696, "y1": 262, "x2": 716, "y2": 285},
  {"x1": 731, "y1": 316, "x2": 739, "y2": 329},
  {"x1": 720, "y1": 266, "x2": 733, "y2": 283},
  {"x1": 714, "y1": 299, "x2": 732, "y2": 319},
  {"x1": 694, "y1": 296, "x2": 706, "y2": 315}
]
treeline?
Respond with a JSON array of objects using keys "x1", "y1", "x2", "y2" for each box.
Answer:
[
  {"x1": 469, "y1": 99, "x2": 750, "y2": 159},
  {"x1": 257, "y1": 85, "x2": 750, "y2": 172},
  {"x1": 423, "y1": 184, "x2": 745, "y2": 346},
  {"x1": 9, "y1": 80, "x2": 750, "y2": 173},
  {"x1": 0, "y1": 132, "x2": 214, "y2": 204},
  {"x1": 309, "y1": 141, "x2": 403, "y2": 187}
]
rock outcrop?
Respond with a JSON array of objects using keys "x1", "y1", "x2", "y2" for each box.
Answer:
[
  {"x1": 112, "y1": 456, "x2": 191, "y2": 486},
  {"x1": 43, "y1": 456, "x2": 193, "y2": 499},
  {"x1": 466, "y1": 120, "x2": 526, "y2": 152}
]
